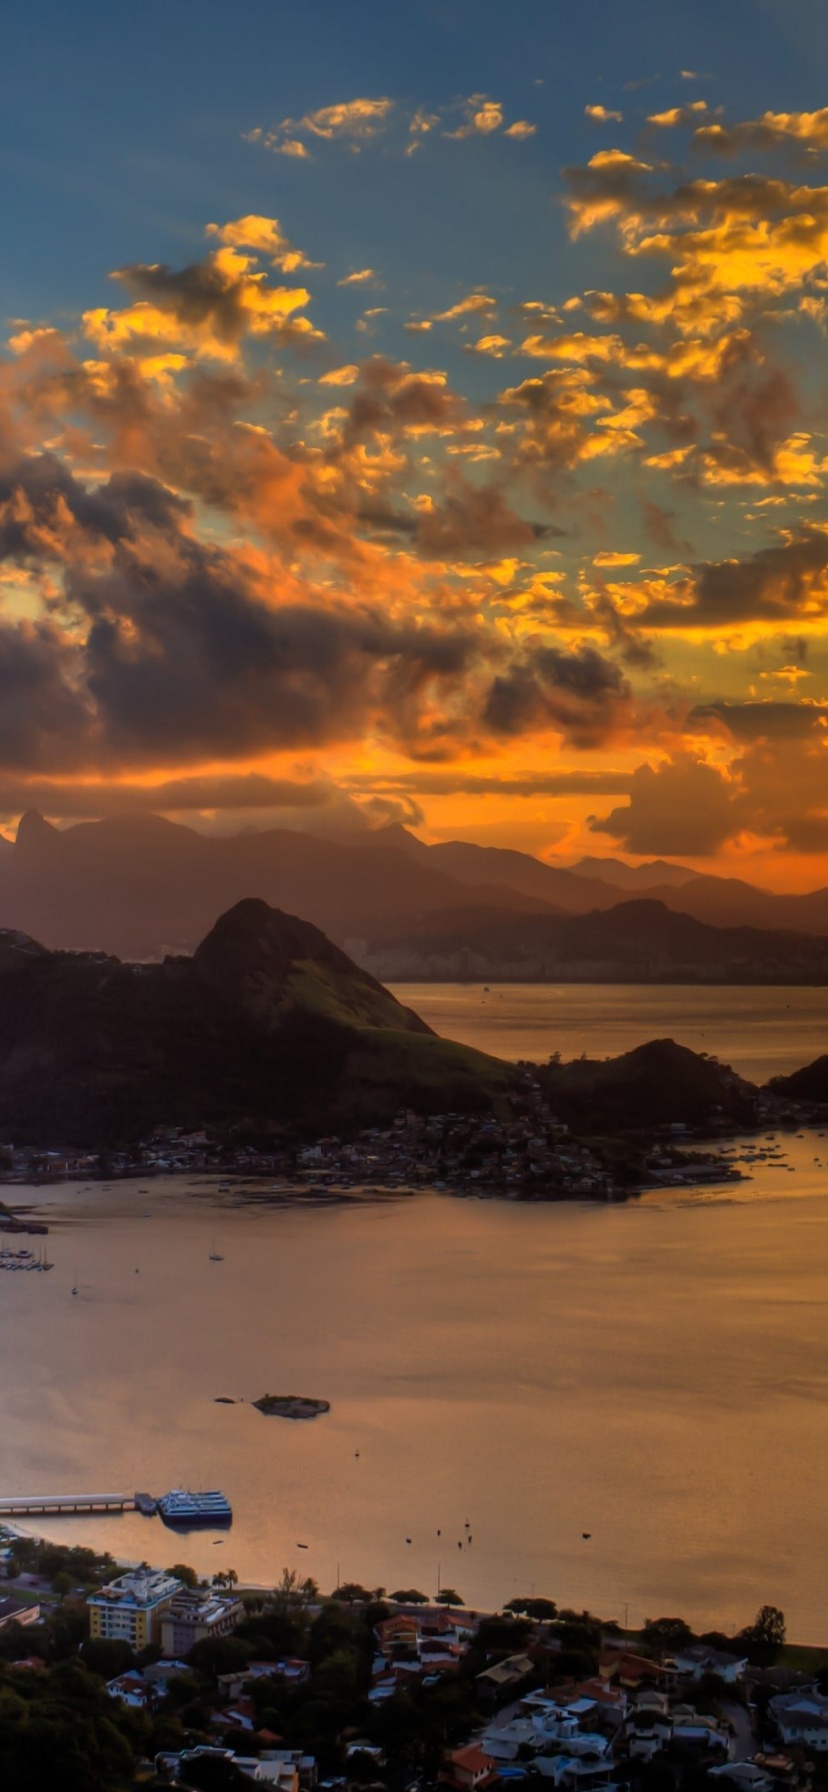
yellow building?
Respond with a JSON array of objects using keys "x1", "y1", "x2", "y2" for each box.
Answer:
[{"x1": 88, "y1": 1570, "x2": 181, "y2": 1649}]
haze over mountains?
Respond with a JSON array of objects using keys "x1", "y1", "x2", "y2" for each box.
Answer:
[
  {"x1": 3, "y1": 810, "x2": 828, "y2": 976},
  {"x1": 357, "y1": 900, "x2": 828, "y2": 985}
]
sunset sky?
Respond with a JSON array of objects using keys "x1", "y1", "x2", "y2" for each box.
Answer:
[{"x1": 4, "y1": 0, "x2": 828, "y2": 886}]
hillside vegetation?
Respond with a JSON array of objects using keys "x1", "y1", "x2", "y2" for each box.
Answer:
[{"x1": 0, "y1": 900, "x2": 511, "y2": 1145}]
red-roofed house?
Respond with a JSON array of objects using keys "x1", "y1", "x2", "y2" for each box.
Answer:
[{"x1": 442, "y1": 1744, "x2": 499, "y2": 1791}]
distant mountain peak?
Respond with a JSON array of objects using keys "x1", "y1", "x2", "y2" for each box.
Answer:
[
  {"x1": 569, "y1": 855, "x2": 698, "y2": 889},
  {"x1": 195, "y1": 897, "x2": 337, "y2": 980},
  {"x1": 15, "y1": 809, "x2": 60, "y2": 849}
]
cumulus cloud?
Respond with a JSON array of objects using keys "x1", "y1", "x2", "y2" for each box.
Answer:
[
  {"x1": 632, "y1": 531, "x2": 828, "y2": 630},
  {"x1": 590, "y1": 755, "x2": 738, "y2": 854},
  {"x1": 83, "y1": 236, "x2": 321, "y2": 362},
  {"x1": 694, "y1": 108, "x2": 828, "y2": 156},
  {"x1": 205, "y1": 215, "x2": 319, "y2": 271},
  {"x1": 446, "y1": 96, "x2": 504, "y2": 139}
]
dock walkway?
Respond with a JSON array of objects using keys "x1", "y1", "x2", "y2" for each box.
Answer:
[{"x1": 0, "y1": 1492, "x2": 144, "y2": 1517}]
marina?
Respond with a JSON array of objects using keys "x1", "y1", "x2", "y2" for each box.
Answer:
[{"x1": 0, "y1": 1246, "x2": 52, "y2": 1272}]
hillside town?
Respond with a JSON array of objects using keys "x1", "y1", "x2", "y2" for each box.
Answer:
[
  {"x1": 0, "y1": 1065, "x2": 765, "y2": 1209},
  {"x1": 0, "y1": 1530, "x2": 823, "y2": 1792}
]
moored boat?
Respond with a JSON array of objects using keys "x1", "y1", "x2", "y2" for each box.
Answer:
[{"x1": 158, "y1": 1487, "x2": 232, "y2": 1528}]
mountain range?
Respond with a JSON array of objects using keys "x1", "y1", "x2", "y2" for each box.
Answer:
[{"x1": 2, "y1": 810, "x2": 828, "y2": 972}]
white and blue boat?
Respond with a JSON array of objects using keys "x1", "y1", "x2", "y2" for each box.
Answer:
[{"x1": 158, "y1": 1488, "x2": 232, "y2": 1529}]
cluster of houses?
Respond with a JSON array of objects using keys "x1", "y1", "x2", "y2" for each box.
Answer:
[
  {"x1": 1, "y1": 1094, "x2": 626, "y2": 1202},
  {"x1": 0, "y1": 1560, "x2": 822, "y2": 1792},
  {"x1": 464, "y1": 1641, "x2": 809, "y2": 1792},
  {"x1": 0, "y1": 1055, "x2": 757, "y2": 1201}
]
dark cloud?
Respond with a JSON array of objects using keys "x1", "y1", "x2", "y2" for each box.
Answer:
[
  {"x1": 590, "y1": 755, "x2": 737, "y2": 855},
  {"x1": 0, "y1": 451, "x2": 483, "y2": 772},
  {"x1": 0, "y1": 772, "x2": 342, "y2": 818},
  {"x1": 483, "y1": 644, "x2": 630, "y2": 746},
  {"x1": 641, "y1": 500, "x2": 688, "y2": 554},
  {"x1": 346, "y1": 770, "x2": 634, "y2": 797},
  {"x1": 693, "y1": 111, "x2": 828, "y2": 159},
  {"x1": 635, "y1": 531, "x2": 828, "y2": 629},
  {"x1": 0, "y1": 620, "x2": 91, "y2": 770},
  {"x1": 416, "y1": 478, "x2": 549, "y2": 559},
  {"x1": 691, "y1": 700, "x2": 828, "y2": 740},
  {"x1": 340, "y1": 358, "x2": 466, "y2": 446},
  {"x1": 71, "y1": 541, "x2": 478, "y2": 764},
  {"x1": 0, "y1": 454, "x2": 190, "y2": 564},
  {"x1": 706, "y1": 365, "x2": 799, "y2": 479}
]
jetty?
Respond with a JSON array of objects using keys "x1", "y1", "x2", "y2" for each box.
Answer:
[{"x1": 0, "y1": 1491, "x2": 157, "y2": 1518}]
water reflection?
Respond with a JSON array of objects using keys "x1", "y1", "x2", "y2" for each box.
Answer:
[
  {"x1": 389, "y1": 983, "x2": 828, "y2": 1084},
  {"x1": 2, "y1": 1131, "x2": 828, "y2": 1638}
]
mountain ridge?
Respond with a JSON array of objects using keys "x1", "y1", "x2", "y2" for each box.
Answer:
[
  {"x1": 2, "y1": 811, "x2": 828, "y2": 961},
  {"x1": 354, "y1": 896, "x2": 828, "y2": 984}
]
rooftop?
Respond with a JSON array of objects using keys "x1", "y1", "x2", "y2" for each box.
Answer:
[{"x1": 90, "y1": 1570, "x2": 181, "y2": 1610}]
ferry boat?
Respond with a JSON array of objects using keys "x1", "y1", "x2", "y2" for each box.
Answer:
[{"x1": 158, "y1": 1488, "x2": 232, "y2": 1529}]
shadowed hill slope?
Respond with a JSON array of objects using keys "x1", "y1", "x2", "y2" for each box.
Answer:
[
  {"x1": 541, "y1": 1038, "x2": 759, "y2": 1131},
  {"x1": 766, "y1": 1057, "x2": 828, "y2": 1102},
  {"x1": 0, "y1": 900, "x2": 512, "y2": 1145}
]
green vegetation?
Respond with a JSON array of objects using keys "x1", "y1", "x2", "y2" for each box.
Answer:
[
  {"x1": 337, "y1": 1027, "x2": 513, "y2": 1126},
  {"x1": 0, "y1": 899, "x2": 516, "y2": 1145}
]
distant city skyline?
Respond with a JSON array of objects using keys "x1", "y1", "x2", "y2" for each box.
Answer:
[{"x1": 3, "y1": 0, "x2": 828, "y2": 888}]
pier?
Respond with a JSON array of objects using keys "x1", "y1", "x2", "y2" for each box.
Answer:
[{"x1": 0, "y1": 1491, "x2": 152, "y2": 1518}]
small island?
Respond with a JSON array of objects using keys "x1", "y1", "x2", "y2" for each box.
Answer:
[{"x1": 253, "y1": 1394, "x2": 331, "y2": 1420}]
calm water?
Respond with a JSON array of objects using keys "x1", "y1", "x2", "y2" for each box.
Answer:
[
  {"x1": 390, "y1": 983, "x2": 828, "y2": 1082},
  {"x1": 4, "y1": 1134, "x2": 828, "y2": 1638}
]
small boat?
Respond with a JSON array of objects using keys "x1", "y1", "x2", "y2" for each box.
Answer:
[{"x1": 209, "y1": 1245, "x2": 224, "y2": 1262}]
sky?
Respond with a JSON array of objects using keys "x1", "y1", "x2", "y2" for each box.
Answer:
[{"x1": 4, "y1": 0, "x2": 828, "y2": 886}]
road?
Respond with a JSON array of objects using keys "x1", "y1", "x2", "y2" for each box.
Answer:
[{"x1": 721, "y1": 1698, "x2": 755, "y2": 1761}]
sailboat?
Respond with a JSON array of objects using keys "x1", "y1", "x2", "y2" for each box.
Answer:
[{"x1": 209, "y1": 1242, "x2": 224, "y2": 1262}]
